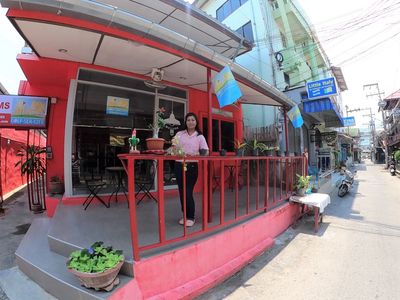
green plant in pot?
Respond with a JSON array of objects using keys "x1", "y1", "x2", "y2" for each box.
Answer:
[
  {"x1": 248, "y1": 139, "x2": 267, "y2": 156},
  {"x1": 146, "y1": 107, "x2": 166, "y2": 150},
  {"x1": 234, "y1": 139, "x2": 247, "y2": 156},
  {"x1": 15, "y1": 145, "x2": 46, "y2": 212},
  {"x1": 67, "y1": 241, "x2": 124, "y2": 292},
  {"x1": 49, "y1": 176, "x2": 64, "y2": 195},
  {"x1": 295, "y1": 174, "x2": 311, "y2": 196}
]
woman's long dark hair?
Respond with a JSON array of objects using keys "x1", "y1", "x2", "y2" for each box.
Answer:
[{"x1": 183, "y1": 112, "x2": 203, "y2": 135}]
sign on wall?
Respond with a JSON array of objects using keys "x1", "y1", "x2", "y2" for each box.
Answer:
[
  {"x1": 106, "y1": 96, "x2": 129, "y2": 116},
  {"x1": 0, "y1": 95, "x2": 49, "y2": 128},
  {"x1": 306, "y1": 77, "x2": 338, "y2": 100},
  {"x1": 342, "y1": 116, "x2": 356, "y2": 127}
]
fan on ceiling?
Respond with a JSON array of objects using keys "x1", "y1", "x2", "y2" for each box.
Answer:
[{"x1": 144, "y1": 68, "x2": 166, "y2": 89}]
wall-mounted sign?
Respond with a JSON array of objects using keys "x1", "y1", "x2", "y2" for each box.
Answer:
[
  {"x1": 106, "y1": 96, "x2": 129, "y2": 116},
  {"x1": 306, "y1": 77, "x2": 338, "y2": 100},
  {"x1": 0, "y1": 95, "x2": 49, "y2": 129},
  {"x1": 212, "y1": 108, "x2": 233, "y2": 118},
  {"x1": 342, "y1": 116, "x2": 356, "y2": 127}
]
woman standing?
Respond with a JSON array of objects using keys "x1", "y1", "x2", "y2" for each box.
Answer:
[{"x1": 174, "y1": 112, "x2": 209, "y2": 227}]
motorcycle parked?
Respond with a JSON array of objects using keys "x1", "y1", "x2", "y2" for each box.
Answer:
[
  {"x1": 337, "y1": 167, "x2": 356, "y2": 197},
  {"x1": 389, "y1": 158, "x2": 396, "y2": 176}
]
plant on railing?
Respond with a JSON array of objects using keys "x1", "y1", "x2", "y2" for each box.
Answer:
[
  {"x1": 234, "y1": 139, "x2": 248, "y2": 156},
  {"x1": 67, "y1": 241, "x2": 124, "y2": 291},
  {"x1": 295, "y1": 174, "x2": 311, "y2": 196},
  {"x1": 248, "y1": 139, "x2": 267, "y2": 156}
]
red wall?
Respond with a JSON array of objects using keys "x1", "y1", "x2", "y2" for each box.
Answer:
[{"x1": 0, "y1": 128, "x2": 46, "y2": 197}]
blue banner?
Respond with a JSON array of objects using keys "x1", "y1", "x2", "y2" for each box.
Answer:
[
  {"x1": 212, "y1": 66, "x2": 242, "y2": 108},
  {"x1": 287, "y1": 105, "x2": 304, "y2": 128},
  {"x1": 342, "y1": 116, "x2": 356, "y2": 127},
  {"x1": 306, "y1": 77, "x2": 338, "y2": 100}
]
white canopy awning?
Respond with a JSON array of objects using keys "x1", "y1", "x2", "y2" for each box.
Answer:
[{"x1": 1, "y1": 0, "x2": 296, "y2": 107}]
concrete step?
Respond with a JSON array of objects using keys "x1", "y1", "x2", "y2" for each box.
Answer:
[
  {"x1": 16, "y1": 217, "x2": 131, "y2": 300},
  {"x1": 47, "y1": 204, "x2": 134, "y2": 277}
]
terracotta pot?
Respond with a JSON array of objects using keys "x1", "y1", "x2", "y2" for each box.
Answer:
[
  {"x1": 68, "y1": 259, "x2": 124, "y2": 292},
  {"x1": 146, "y1": 138, "x2": 165, "y2": 150}
]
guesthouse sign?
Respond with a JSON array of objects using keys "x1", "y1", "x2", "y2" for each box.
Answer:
[
  {"x1": 0, "y1": 95, "x2": 49, "y2": 129},
  {"x1": 306, "y1": 77, "x2": 338, "y2": 100}
]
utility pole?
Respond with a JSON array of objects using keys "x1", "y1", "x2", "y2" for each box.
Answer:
[{"x1": 363, "y1": 83, "x2": 388, "y2": 167}]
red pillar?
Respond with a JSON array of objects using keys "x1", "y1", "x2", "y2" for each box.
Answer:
[{"x1": 207, "y1": 68, "x2": 212, "y2": 150}]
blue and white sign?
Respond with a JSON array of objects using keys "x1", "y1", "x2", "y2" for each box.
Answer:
[
  {"x1": 342, "y1": 116, "x2": 356, "y2": 127},
  {"x1": 306, "y1": 77, "x2": 338, "y2": 100}
]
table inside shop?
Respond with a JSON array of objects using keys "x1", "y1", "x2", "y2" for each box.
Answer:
[
  {"x1": 105, "y1": 166, "x2": 127, "y2": 204},
  {"x1": 289, "y1": 193, "x2": 330, "y2": 233}
]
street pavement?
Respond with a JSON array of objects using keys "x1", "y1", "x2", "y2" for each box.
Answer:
[
  {"x1": 198, "y1": 160, "x2": 400, "y2": 300},
  {"x1": 0, "y1": 189, "x2": 55, "y2": 300},
  {"x1": 1, "y1": 161, "x2": 399, "y2": 300}
]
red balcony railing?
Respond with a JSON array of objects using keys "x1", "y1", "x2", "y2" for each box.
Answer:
[{"x1": 119, "y1": 154, "x2": 306, "y2": 261}]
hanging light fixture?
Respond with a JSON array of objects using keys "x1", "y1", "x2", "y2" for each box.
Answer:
[{"x1": 165, "y1": 102, "x2": 181, "y2": 126}]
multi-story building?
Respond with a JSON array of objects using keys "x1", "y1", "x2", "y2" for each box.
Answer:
[
  {"x1": 383, "y1": 89, "x2": 400, "y2": 154},
  {"x1": 195, "y1": 0, "x2": 346, "y2": 173}
]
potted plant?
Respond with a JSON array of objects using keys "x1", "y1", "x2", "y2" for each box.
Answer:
[
  {"x1": 234, "y1": 139, "x2": 247, "y2": 156},
  {"x1": 67, "y1": 241, "x2": 124, "y2": 292},
  {"x1": 248, "y1": 139, "x2": 267, "y2": 156},
  {"x1": 15, "y1": 145, "x2": 47, "y2": 212},
  {"x1": 264, "y1": 146, "x2": 277, "y2": 156},
  {"x1": 295, "y1": 174, "x2": 311, "y2": 196},
  {"x1": 146, "y1": 107, "x2": 166, "y2": 150},
  {"x1": 49, "y1": 176, "x2": 64, "y2": 195}
]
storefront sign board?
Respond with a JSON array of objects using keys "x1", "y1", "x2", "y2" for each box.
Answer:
[
  {"x1": 0, "y1": 95, "x2": 49, "y2": 128},
  {"x1": 306, "y1": 77, "x2": 338, "y2": 100}
]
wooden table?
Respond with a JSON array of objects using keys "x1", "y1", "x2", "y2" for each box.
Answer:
[{"x1": 289, "y1": 193, "x2": 331, "y2": 233}]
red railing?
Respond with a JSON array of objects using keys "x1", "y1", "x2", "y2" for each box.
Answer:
[{"x1": 119, "y1": 154, "x2": 306, "y2": 261}]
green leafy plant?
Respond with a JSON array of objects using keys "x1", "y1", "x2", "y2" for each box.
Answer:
[
  {"x1": 148, "y1": 107, "x2": 166, "y2": 137},
  {"x1": 67, "y1": 241, "x2": 123, "y2": 273},
  {"x1": 295, "y1": 174, "x2": 311, "y2": 190},
  {"x1": 234, "y1": 139, "x2": 248, "y2": 150},
  {"x1": 394, "y1": 150, "x2": 400, "y2": 162},
  {"x1": 248, "y1": 139, "x2": 267, "y2": 151},
  {"x1": 15, "y1": 145, "x2": 46, "y2": 176}
]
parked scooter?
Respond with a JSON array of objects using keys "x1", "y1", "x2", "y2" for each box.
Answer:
[
  {"x1": 389, "y1": 157, "x2": 396, "y2": 176},
  {"x1": 337, "y1": 167, "x2": 356, "y2": 197}
]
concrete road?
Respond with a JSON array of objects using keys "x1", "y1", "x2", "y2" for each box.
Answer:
[{"x1": 198, "y1": 161, "x2": 400, "y2": 300}]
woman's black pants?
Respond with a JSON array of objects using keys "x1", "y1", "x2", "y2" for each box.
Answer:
[{"x1": 174, "y1": 162, "x2": 198, "y2": 220}]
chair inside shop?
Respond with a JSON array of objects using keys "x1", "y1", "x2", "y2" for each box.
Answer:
[
  {"x1": 135, "y1": 160, "x2": 157, "y2": 204},
  {"x1": 83, "y1": 171, "x2": 109, "y2": 210}
]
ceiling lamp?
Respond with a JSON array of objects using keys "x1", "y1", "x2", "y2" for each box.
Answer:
[{"x1": 165, "y1": 101, "x2": 181, "y2": 126}]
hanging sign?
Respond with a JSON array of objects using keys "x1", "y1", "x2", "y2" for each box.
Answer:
[
  {"x1": 287, "y1": 105, "x2": 304, "y2": 128},
  {"x1": 306, "y1": 77, "x2": 338, "y2": 100},
  {"x1": 212, "y1": 66, "x2": 242, "y2": 108},
  {"x1": 342, "y1": 116, "x2": 356, "y2": 127},
  {"x1": 0, "y1": 95, "x2": 49, "y2": 128},
  {"x1": 106, "y1": 96, "x2": 129, "y2": 116}
]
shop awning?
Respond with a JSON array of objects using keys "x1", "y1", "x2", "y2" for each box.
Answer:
[
  {"x1": 2, "y1": 0, "x2": 296, "y2": 108},
  {"x1": 303, "y1": 98, "x2": 344, "y2": 128}
]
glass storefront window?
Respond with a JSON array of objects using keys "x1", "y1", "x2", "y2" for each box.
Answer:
[{"x1": 70, "y1": 78, "x2": 187, "y2": 195}]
